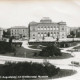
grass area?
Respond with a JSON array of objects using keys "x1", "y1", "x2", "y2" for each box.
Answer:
[
  {"x1": 0, "y1": 69, "x2": 76, "y2": 80},
  {"x1": 29, "y1": 45, "x2": 46, "y2": 49},
  {"x1": 73, "y1": 46, "x2": 80, "y2": 49},
  {"x1": 32, "y1": 53, "x2": 73, "y2": 59},
  {"x1": 1, "y1": 46, "x2": 39, "y2": 58},
  {"x1": 31, "y1": 69, "x2": 76, "y2": 80},
  {"x1": 1, "y1": 45, "x2": 73, "y2": 59},
  {"x1": 67, "y1": 46, "x2": 80, "y2": 52}
]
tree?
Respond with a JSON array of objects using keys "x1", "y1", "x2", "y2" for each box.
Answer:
[
  {"x1": 70, "y1": 31, "x2": 75, "y2": 41},
  {"x1": 39, "y1": 45, "x2": 62, "y2": 57},
  {"x1": 3, "y1": 30, "x2": 10, "y2": 38},
  {"x1": 9, "y1": 36, "x2": 14, "y2": 46},
  {"x1": 42, "y1": 36, "x2": 45, "y2": 40}
]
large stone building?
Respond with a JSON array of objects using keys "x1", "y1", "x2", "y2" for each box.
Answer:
[
  {"x1": 28, "y1": 17, "x2": 67, "y2": 41},
  {"x1": 10, "y1": 26, "x2": 28, "y2": 39},
  {"x1": 0, "y1": 28, "x2": 3, "y2": 40}
]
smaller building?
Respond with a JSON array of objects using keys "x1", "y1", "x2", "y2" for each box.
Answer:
[
  {"x1": 67, "y1": 27, "x2": 70, "y2": 36},
  {"x1": 76, "y1": 27, "x2": 80, "y2": 38},
  {"x1": 0, "y1": 28, "x2": 3, "y2": 40},
  {"x1": 10, "y1": 26, "x2": 28, "y2": 39},
  {"x1": 69, "y1": 27, "x2": 79, "y2": 38}
]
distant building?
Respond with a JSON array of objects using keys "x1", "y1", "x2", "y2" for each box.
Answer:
[
  {"x1": 10, "y1": 26, "x2": 28, "y2": 39},
  {"x1": 69, "y1": 27, "x2": 79, "y2": 38},
  {"x1": 0, "y1": 28, "x2": 3, "y2": 40},
  {"x1": 75, "y1": 27, "x2": 80, "y2": 38},
  {"x1": 28, "y1": 17, "x2": 67, "y2": 41},
  {"x1": 67, "y1": 27, "x2": 70, "y2": 36}
]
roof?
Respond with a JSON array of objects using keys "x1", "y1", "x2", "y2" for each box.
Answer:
[
  {"x1": 11, "y1": 26, "x2": 28, "y2": 29},
  {"x1": 0, "y1": 28, "x2": 3, "y2": 30},
  {"x1": 40, "y1": 17, "x2": 52, "y2": 23}
]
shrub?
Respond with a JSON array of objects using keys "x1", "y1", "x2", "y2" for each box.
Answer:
[
  {"x1": 0, "y1": 62, "x2": 60, "y2": 77},
  {"x1": 0, "y1": 41, "x2": 16, "y2": 54}
]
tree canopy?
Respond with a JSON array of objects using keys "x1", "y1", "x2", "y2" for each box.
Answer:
[{"x1": 39, "y1": 45, "x2": 62, "y2": 57}]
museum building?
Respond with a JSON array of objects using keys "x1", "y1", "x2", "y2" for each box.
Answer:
[{"x1": 28, "y1": 17, "x2": 67, "y2": 41}]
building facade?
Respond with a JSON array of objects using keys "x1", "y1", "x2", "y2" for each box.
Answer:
[
  {"x1": 28, "y1": 17, "x2": 67, "y2": 41},
  {"x1": 10, "y1": 26, "x2": 28, "y2": 39},
  {"x1": 0, "y1": 28, "x2": 3, "y2": 40}
]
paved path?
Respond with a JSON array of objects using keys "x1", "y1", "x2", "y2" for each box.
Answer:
[
  {"x1": 22, "y1": 41, "x2": 41, "y2": 51},
  {"x1": 22, "y1": 41, "x2": 80, "y2": 80}
]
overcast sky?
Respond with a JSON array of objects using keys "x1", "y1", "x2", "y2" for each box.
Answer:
[{"x1": 0, "y1": 0, "x2": 80, "y2": 28}]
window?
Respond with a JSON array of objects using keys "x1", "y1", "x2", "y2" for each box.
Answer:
[
  {"x1": 47, "y1": 27, "x2": 49, "y2": 30},
  {"x1": 56, "y1": 27, "x2": 59, "y2": 30},
  {"x1": 38, "y1": 27, "x2": 40, "y2": 30},
  {"x1": 53, "y1": 28, "x2": 55, "y2": 30},
  {"x1": 33, "y1": 38, "x2": 35, "y2": 39},
  {"x1": 57, "y1": 32, "x2": 59, "y2": 34},
  {"x1": 50, "y1": 32, "x2": 53, "y2": 36},
  {"x1": 44, "y1": 27, "x2": 46, "y2": 30},
  {"x1": 33, "y1": 34, "x2": 35, "y2": 36},
  {"x1": 11, "y1": 30, "x2": 13, "y2": 32},
  {"x1": 54, "y1": 32, "x2": 56, "y2": 34},
  {"x1": 38, "y1": 33, "x2": 40, "y2": 37},
  {"x1": 41, "y1": 33, "x2": 43, "y2": 37},
  {"x1": 62, "y1": 28, "x2": 64, "y2": 30},
  {"x1": 44, "y1": 33, "x2": 47, "y2": 36},
  {"x1": 50, "y1": 26, "x2": 53, "y2": 30},
  {"x1": 54, "y1": 34, "x2": 55, "y2": 36},
  {"x1": 54, "y1": 26, "x2": 56, "y2": 28},
  {"x1": 41, "y1": 27, "x2": 43, "y2": 30}
]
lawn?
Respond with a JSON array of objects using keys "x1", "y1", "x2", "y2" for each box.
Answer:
[
  {"x1": 28, "y1": 45, "x2": 46, "y2": 49},
  {"x1": 2, "y1": 45, "x2": 39, "y2": 58},
  {"x1": 1, "y1": 45, "x2": 72, "y2": 59},
  {"x1": 0, "y1": 69, "x2": 76, "y2": 80},
  {"x1": 67, "y1": 46, "x2": 80, "y2": 52},
  {"x1": 30, "y1": 69, "x2": 76, "y2": 80},
  {"x1": 73, "y1": 46, "x2": 80, "y2": 49}
]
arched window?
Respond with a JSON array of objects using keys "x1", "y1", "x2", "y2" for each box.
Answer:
[
  {"x1": 47, "y1": 32, "x2": 50, "y2": 37},
  {"x1": 56, "y1": 26, "x2": 59, "y2": 30},
  {"x1": 53, "y1": 26, "x2": 56, "y2": 30},
  {"x1": 44, "y1": 27, "x2": 46, "y2": 30},
  {"x1": 62, "y1": 27, "x2": 64, "y2": 30},
  {"x1": 47, "y1": 27, "x2": 50, "y2": 30},
  {"x1": 54, "y1": 32, "x2": 56, "y2": 34},
  {"x1": 41, "y1": 27, "x2": 43, "y2": 30},
  {"x1": 44, "y1": 32, "x2": 47, "y2": 36},
  {"x1": 38, "y1": 33, "x2": 40, "y2": 37},
  {"x1": 33, "y1": 34, "x2": 35, "y2": 36},
  {"x1": 50, "y1": 26, "x2": 53, "y2": 30},
  {"x1": 50, "y1": 32, "x2": 53, "y2": 36},
  {"x1": 41, "y1": 33, "x2": 43, "y2": 37},
  {"x1": 38, "y1": 27, "x2": 40, "y2": 30}
]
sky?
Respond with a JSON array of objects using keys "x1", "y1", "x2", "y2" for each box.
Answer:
[{"x1": 0, "y1": 0, "x2": 80, "y2": 28}]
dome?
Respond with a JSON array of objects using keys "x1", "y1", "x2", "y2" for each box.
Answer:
[
  {"x1": 40, "y1": 17, "x2": 52, "y2": 23},
  {"x1": 58, "y1": 21, "x2": 66, "y2": 25}
]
